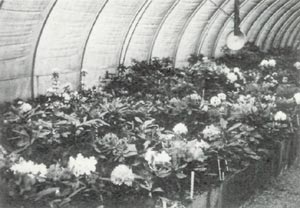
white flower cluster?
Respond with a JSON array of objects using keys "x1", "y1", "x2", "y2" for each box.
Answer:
[
  {"x1": 68, "y1": 153, "x2": 97, "y2": 177},
  {"x1": 274, "y1": 111, "x2": 287, "y2": 121},
  {"x1": 294, "y1": 93, "x2": 300, "y2": 104},
  {"x1": 186, "y1": 139, "x2": 210, "y2": 162},
  {"x1": 217, "y1": 93, "x2": 227, "y2": 101},
  {"x1": 294, "y1": 62, "x2": 300, "y2": 70},
  {"x1": 227, "y1": 72, "x2": 238, "y2": 83},
  {"x1": 264, "y1": 95, "x2": 276, "y2": 102},
  {"x1": 144, "y1": 149, "x2": 171, "y2": 167},
  {"x1": 10, "y1": 158, "x2": 47, "y2": 178},
  {"x1": 110, "y1": 164, "x2": 135, "y2": 186},
  {"x1": 210, "y1": 93, "x2": 226, "y2": 107},
  {"x1": 260, "y1": 59, "x2": 276, "y2": 68},
  {"x1": 232, "y1": 94, "x2": 258, "y2": 115},
  {"x1": 219, "y1": 65, "x2": 230, "y2": 74},
  {"x1": 210, "y1": 96, "x2": 221, "y2": 107},
  {"x1": 169, "y1": 97, "x2": 180, "y2": 105},
  {"x1": 202, "y1": 124, "x2": 221, "y2": 140},
  {"x1": 18, "y1": 101, "x2": 32, "y2": 113},
  {"x1": 173, "y1": 123, "x2": 188, "y2": 135},
  {"x1": 62, "y1": 92, "x2": 71, "y2": 102},
  {"x1": 188, "y1": 93, "x2": 202, "y2": 101},
  {"x1": 237, "y1": 95, "x2": 255, "y2": 105}
]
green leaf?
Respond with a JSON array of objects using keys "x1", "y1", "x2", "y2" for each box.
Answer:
[
  {"x1": 134, "y1": 117, "x2": 143, "y2": 123},
  {"x1": 176, "y1": 172, "x2": 187, "y2": 179},
  {"x1": 152, "y1": 187, "x2": 164, "y2": 193},
  {"x1": 220, "y1": 118, "x2": 228, "y2": 129},
  {"x1": 35, "y1": 187, "x2": 59, "y2": 201},
  {"x1": 227, "y1": 123, "x2": 242, "y2": 132},
  {"x1": 124, "y1": 144, "x2": 138, "y2": 157}
]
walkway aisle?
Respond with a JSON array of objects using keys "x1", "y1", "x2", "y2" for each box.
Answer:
[{"x1": 240, "y1": 162, "x2": 300, "y2": 208}]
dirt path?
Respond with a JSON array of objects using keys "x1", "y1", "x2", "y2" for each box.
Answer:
[{"x1": 240, "y1": 161, "x2": 300, "y2": 208}]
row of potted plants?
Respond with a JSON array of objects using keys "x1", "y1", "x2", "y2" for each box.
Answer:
[{"x1": 0, "y1": 45, "x2": 300, "y2": 208}]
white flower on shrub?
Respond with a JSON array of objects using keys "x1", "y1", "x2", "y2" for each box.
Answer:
[
  {"x1": 274, "y1": 111, "x2": 287, "y2": 121},
  {"x1": 202, "y1": 125, "x2": 221, "y2": 140},
  {"x1": 294, "y1": 93, "x2": 300, "y2": 104},
  {"x1": 144, "y1": 149, "x2": 171, "y2": 166},
  {"x1": 169, "y1": 97, "x2": 180, "y2": 105},
  {"x1": 202, "y1": 104, "x2": 209, "y2": 112},
  {"x1": 198, "y1": 140, "x2": 210, "y2": 149},
  {"x1": 268, "y1": 59, "x2": 276, "y2": 67},
  {"x1": 210, "y1": 96, "x2": 221, "y2": 107},
  {"x1": 173, "y1": 123, "x2": 188, "y2": 135},
  {"x1": 264, "y1": 95, "x2": 276, "y2": 102},
  {"x1": 202, "y1": 56, "x2": 209, "y2": 62},
  {"x1": 189, "y1": 93, "x2": 201, "y2": 101},
  {"x1": 260, "y1": 60, "x2": 269, "y2": 67},
  {"x1": 294, "y1": 62, "x2": 300, "y2": 70},
  {"x1": 226, "y1": 72, "x2": 238, "y2": 83},
  {"x1": 260, "y1": 59, "x2": 276, "y2": 68},
  {"x1": 10, "y1": 158, "x2": 47, "y2": 178},
  {"x1": 110, "y1": 164, "x2": 135, "y2": 186},
  {"x1": 220, "y1": 66, "x2": 230, "y2": 74},
  {"x1": 62, "y1": 92, "x2": 71, "y2": 102},
  {"x1": 161, "y1": 134, "x2": 174, "y2": 141},
  {"x1": 186, "y1": 140, "x2": 206, "y2": 162},
  {"x1": 217, "y1": 93, "x2": 226, "y2": 101},
  {"x1": 68, "y1": 153, "x2": 97, "y2": 177},
  {"x1": 19, "y1": 102, "x2": 32, "y2": 113},
  {"x1": 233, "y1": 67, "x2": 240, "y2": 73}
]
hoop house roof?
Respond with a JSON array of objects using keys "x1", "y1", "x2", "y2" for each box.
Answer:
[{"x1": 0, "y1": 0, "x2": 299, "y2": 101}]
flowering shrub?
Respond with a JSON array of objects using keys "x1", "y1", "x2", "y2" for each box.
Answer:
[{"x1": 1, "y1": 48, "x2": 300, "y2": 208}]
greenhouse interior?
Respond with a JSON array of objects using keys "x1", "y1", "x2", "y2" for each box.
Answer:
[{"x1": 0, "y1": 0, "x2": 300, "y2": 207}]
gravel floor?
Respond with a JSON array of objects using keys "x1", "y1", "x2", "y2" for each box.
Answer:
[{"x1": 240, "y1": 161, "x2": 300, "y2": 208}]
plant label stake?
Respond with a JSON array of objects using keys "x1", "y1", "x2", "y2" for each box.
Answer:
[
  {"x1": 217, "y1": 156, "x2": 222, "y2": 181},
  {"x1": 222, "y1": 171, "x2": 225, "y2": 181},
  {"x1": 297, "y1": 114, "x2": 300, "y2": 127},
  {"x1": 290, "y1": 120, "x2": 294, "y2": 132},
  {"x1": 162, "y1": 199, "x2": 167, "y2": 208},
  {"x1": 225, "y1": 160, "x2": 229, "y2": 171},
  {"x1": 190, "y1": 171, "x2": 195, "y2": 199}
]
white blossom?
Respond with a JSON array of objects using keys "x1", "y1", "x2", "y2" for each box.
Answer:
[
  {"x1": 202, "y1": 125, "x2": 221, "y2": 139},
  {"x1": 110, "y1": 164, "x2": 135, "y2": 186},
  {"x1": 233, "y1": 67, "x2": 240, "y2": 73},
  {"x1": 173, "y1": 123, "x2": 188, "y2": 135},
  {"x1": 220, "y1": 66, "x2": 230, "y2": 74},
  {"x1": 268, "y1": 59, "x2": 276, "y2": 67},
  {"x1": 186, "y1": 140, "x2": 206, "y2": 162},
  {"x1": 10, "y1": 158, "x2": 47, "y2": 178},
  {"x1": 68, "y1": 153, "x2": 97, "y2": 177},
  {"x1": 189, "y1": 93, "x2": 201, "y2": 101},
  {"x1": 217, "y1": 93, "x2": 227, "y2": 101},
  {"x1": 19, "y1": 103, "x2": 32, "y2": 113},
  {"x1": 294, "y1": 62, "x2": 300, "y2": 70},
  {"x1": 144, "y1": 149, "x2": 171, "y2": 166},
  {"x1": 227, "y1": 72, "x2": 238, "y2": 83},
  {"x1": 202, "y1": 104, "x2": 209, "y2": 112},
  {"x1": 274, "y1": 111, "x2": 287, "y2": 121},
  {"x1": 62, "y1": 92, "x2": 71, "y2": 102},
  {"x1": 294, "y1": 93, "x2": 300, "y2": 104},
  {"x1": 260, "y1": 59, "x2": 276, "y2": 68},
  {"x1": 210, "y1": 96, "x2": 221, "y2": 107}
]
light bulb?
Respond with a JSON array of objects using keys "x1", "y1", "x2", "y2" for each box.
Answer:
[{"x1": 226, "y1": 30, "x2": 247, "y2": 51}]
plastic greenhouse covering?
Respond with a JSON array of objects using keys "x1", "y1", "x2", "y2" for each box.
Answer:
[{"x1": 0, "y1": 0, "x2": 300, "y2": 102}]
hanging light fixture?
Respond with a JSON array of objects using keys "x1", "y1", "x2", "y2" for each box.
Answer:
[{"x1": 226, "y1": 0, "x2": 247, "y2": 50}]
